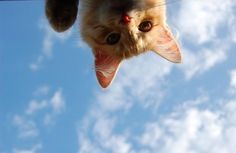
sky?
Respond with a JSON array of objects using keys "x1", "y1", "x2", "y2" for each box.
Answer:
[{"x1": 0, "y1": 0, "x2": 236, "y2": 153}]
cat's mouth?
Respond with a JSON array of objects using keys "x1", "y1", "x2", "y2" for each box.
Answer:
[{"x1": 119, "y1": 39, "x2": 143, "y2": 59}]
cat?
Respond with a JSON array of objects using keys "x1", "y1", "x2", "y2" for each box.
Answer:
[{"x1": 46, "y1": 0, "x2": 182, "y2": 88}]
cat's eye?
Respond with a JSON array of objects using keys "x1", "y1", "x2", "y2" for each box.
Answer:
[
  {"x1": 106, "y1": 33, "x2": 121, "y2": 45},
  {"x1": 138, "y1": 21, "x2": 153, "y2": 32}
]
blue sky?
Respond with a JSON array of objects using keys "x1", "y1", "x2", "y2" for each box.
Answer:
[{"x1": 1, "y1": 0, "x2": 236, "y2": 153}]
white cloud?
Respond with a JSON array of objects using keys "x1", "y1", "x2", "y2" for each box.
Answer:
[
  {"x1": 78, "y1": 134, "x2": 103, "y2": 153},
  {"x1": 43, "y1": 114, "x2": 53, "y2": 126},
  {"x1": 78, "y1": 95, "x2": 236, "y2": 153},
  {"x1": 138, "y1": 100, "x2": 236, "y2": 153},
  {"x1": 229, "y1": 69, "x2": 236, "y2": 94},
  {"x1": 92, "y1": 116, "x2": 133, "y2": 153},
  {"x1": 25, "y1": 100, "x2": 48, "y2": 115},
  {"x1": 50, "y1": 89, "x2": 65, "y2": 113},
  {"x1": 38, "y1": 18, "x2": 72, "y2": 58},
  {"x1": 29, "y1": 56, "x2": 44, "y2": 72},
  {"x1": 78, "y1": 115, "x2": 133, "y2": 153},
  {"x1": 13, "y1": 144, "x2": 42, "y2": 153},
  {"x1": 43, "y1": 89, "x2": 65, "y2": 125},
  {"x1": 30, "y1": 18, "x2": 73, "y2": 71},
  {"x1": 13, "y1": 87, "x2": 66, "y2": 141},
  {"x1": 228, "y1": 14, "x2": 236, "y2": 43},
  {"x1": 230, "y1": 70, "x2": 236, "y2": 88},
  {"x1": 33, "y1": 85, "x2": 50, "y2": 96},
  {"x1": 174, "y1": 0, "x2": 236, "y2": 79},
  {"x1": 24, "y1": 88, "x2": 65, "y2": 117},
  {"x1": 179, "y1": 45, "x2": 228, "y2": 80},
  {"x1": 12, "y1": 115, "x2": 38, "y2": 139},
  {"x1": 176, "y1": 0, "x2": 235, "y2": 44},
  {"x1": 93, "y1": 116, "x2": 116, "y2": 139}
]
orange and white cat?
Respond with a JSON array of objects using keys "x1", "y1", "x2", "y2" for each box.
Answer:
[{"x1": 46, "y1": 0, "x2": 181, "y2": 88}]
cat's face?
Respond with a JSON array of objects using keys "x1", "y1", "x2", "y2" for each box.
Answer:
[
  {"x1": 80, "y1": 0, "x2": 167, "y2": 58},
  {"x1": 45, "y1": 0, "x2": 181, "y2": 88},
  {"x1": 80, "y1": 0, "x2": 181, "y2": 88}
]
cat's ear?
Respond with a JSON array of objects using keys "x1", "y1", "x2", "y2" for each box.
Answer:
[
  {"x1": 94, "y1": 51, "x2": 122, "y2": 88},
  {"x1": 151, "y1": 25, "x2": 182, "y2": 63}
]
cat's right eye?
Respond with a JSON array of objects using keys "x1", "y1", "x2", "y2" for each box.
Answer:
[
  {"x1": 138, "y1": 21, "x2": 153, "y2": 32},
  {"x1": 106, "y1": 33, "x2": 121, "y2": 45}
]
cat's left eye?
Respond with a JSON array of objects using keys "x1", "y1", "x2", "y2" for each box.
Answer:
[
  {"x1": 106, "y1": 33, "x2": 121, "y2": 45},
  {"x1": 138, "y1": 21, "x2": 153, "y2": 32}
]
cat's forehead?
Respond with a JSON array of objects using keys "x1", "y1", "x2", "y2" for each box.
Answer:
[
  {"x1": 98, "y1": 2, "x2": 165, "y2": 25},
  {"x1": 82, "y1": 0, "x2": 165, "y2": 23}
]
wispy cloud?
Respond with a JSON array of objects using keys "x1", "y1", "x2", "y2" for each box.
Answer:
[
  {"x1": 13, "y1": 144, "x2": 42, "y2": 153},
  {"x1": 50, "y1": 89, "x2": 65, "y2": 113},
  {"x1": 175, "y1": 0, "x2": 236, "y2": 79},
  {"x1": 25, "y1": 100, "x2": 48, "y2": 115},
  {"x1": 44, "y1": 89, "x2": 65, "y2": 125},
  {"x1": 176, "y1": 0, "x2": 235, "y2": 44},
  {"x1": 229, "y1": 69, "x2": 236, "y2": 94},
  {"x1": 38, "y1": 19, "x2": 72, "y2": 58},
  {"x1": 29, "y1": 18, "x2": 73, "y2": 71},
  {"x1": 179, "y1": 44, "x2": 228, "y2": 80},
  {"x1": 12, "y1": 87, "x2": 66, "y2": 151},
  {"x1": 25, "y1": 87, "x2": 65, "y2": 117},
  {"x1": 33, "y1": 85, "x2": 50, "y2": 96},
  {"x1": 230, "y1": 70, "x2": 236, "y2": 88},
  {"x1": 12, "y1": 115, "x2": 38, "y2": 139},
  {"x1": 228, "y1": 15, "x2": 236, "y2": 43},
  {"x1": 138, "y1": 100, "x2": 236, "y2": 153}
]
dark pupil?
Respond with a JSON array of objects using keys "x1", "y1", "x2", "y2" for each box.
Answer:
[
  {"x1": 139, "y1": 21, "x2": 152, "y2": 32},
  {"x1": 106, "y1": 33, "x2": 120, "y2": 45}
]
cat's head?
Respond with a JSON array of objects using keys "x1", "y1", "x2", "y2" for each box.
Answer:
[{"x1": 80, "y1": 0, "x2": 181, "y2": 88}]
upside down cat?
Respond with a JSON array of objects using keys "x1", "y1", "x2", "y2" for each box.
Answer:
[{"x1": 46, "y1": 0, "x2": 181, "y2": 88}]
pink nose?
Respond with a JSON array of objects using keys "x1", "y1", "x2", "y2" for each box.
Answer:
[{"x1": 121, "y1": 13, "x2": 131, "y2": 24}]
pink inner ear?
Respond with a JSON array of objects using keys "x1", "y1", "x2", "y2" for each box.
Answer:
[
  {"x1": 152, "y1": 26, "x2": 182, "y2": 63},
  {"x1": 95, "y1": 51, "x2": 122, "y2": 88}
]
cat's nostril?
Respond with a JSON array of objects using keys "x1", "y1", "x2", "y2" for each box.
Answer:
[{"x1": 121, "y1": 13, "x2": 131, "y2": 24}]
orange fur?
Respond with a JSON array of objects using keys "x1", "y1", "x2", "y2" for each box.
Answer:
[
  {"x1": 80, "y1": 0, "x2": 168, "y2": 59},
  {"x1": 79, "y1": 0, "x2": 181, "y2": 88}
]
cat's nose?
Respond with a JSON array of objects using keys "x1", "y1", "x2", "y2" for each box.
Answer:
[{"x1": 121, "y1": 13, "x2": 131, "y2": 24}]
